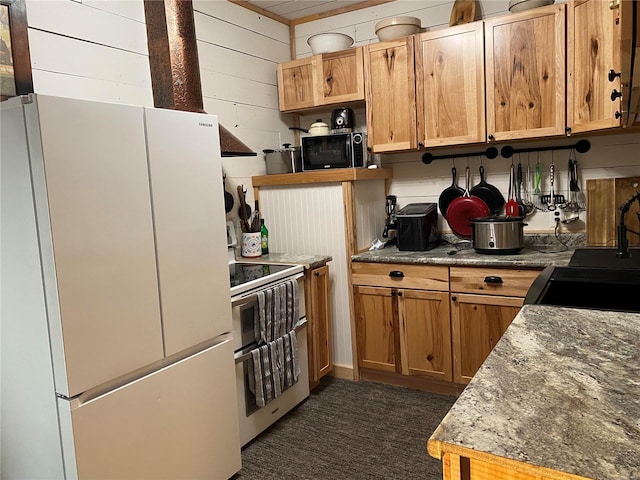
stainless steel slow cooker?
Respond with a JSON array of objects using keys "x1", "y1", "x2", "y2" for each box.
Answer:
[{"x1": 471, "y1": 216, "x2": 525, "y2": 254}]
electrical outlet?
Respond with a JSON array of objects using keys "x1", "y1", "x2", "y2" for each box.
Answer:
[{"x1": 548, "y1": 210, "x2": 562, "y2": 228}]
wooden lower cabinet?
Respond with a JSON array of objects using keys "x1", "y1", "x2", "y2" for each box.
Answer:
[
  {"x1": 450, "y1": 266, "x2": 540, "y2": 384},
  {"x1": 352, "y1": 262, "x2": 540, "y2": 388},
  {"x1": 307, "y1": 264, "x2": 332, "y2": 389},
  {"x1": 353, "y1": 284, "x2": 452, "y2": 382},
  {"x1": 450, "y1": 293, "x2": 523, "y2": 384}
]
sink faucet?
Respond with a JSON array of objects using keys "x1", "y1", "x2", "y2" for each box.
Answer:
[{"x1": 617, "y1": 185, "x2": 640, "y2": 258}]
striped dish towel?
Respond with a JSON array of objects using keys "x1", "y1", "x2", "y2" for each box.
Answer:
[
  {"x1": 250, "y1": 330, "x2": 299, "y2": 407},
  {"x1": 254, "y1": 279, "x2": 299, "y2": 345}
]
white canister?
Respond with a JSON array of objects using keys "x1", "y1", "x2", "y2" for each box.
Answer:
[{"x1": 241, "y1": 232, "x2": 262, "y2": 258}]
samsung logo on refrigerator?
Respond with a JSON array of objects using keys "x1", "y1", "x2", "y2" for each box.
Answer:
[{"x1": 198, "y1": 122, "x2": 214, "y2": 127}]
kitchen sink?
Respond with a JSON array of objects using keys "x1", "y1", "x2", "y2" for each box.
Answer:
[
  {"x1": 525, "y1": 248, "x2": 640, "y2": 313},
  {"x1": 569, "y1": 247, "x2": 640, "y2": 268}
]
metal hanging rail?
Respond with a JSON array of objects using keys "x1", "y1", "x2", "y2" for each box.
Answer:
[
  {"x1": 421, "y1": 146, "x2": 499, "y2": 164},
  {"x1": 500, "y1": 139, "x2": 591, "y2": 158}
]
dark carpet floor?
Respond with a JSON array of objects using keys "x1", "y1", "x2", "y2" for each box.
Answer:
[{"x1": 233, "y1": 377, "x2": 457, "y2": 480}]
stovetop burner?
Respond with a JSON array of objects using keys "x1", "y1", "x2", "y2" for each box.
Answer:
[{"x1": 229, "y1": 262, "x2": 303, "y2": 298}]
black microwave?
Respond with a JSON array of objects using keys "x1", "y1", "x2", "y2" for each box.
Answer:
[{"x1": 301, "y1": 132, "x2": 366, "y2": 171}]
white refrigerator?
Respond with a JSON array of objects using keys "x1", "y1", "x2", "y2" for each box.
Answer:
[{"x1": 1, "y1": 94, "x2": 242, "y2": 479}]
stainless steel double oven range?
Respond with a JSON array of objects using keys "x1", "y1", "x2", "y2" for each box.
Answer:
[{"x1": 227, "y1": 226, "x2": 309, "y2": 447}]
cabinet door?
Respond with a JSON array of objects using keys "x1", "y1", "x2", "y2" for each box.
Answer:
[
  {"x1": 451, "y1": 293, "x2": 523, "y2": 384},
  {"x1": 485, "y1": 4, "x2": 566, "y2": 141},
  {"x1": 364, "y1": 37, "x2": 418, "y2": 152},
  {"x1": 277, "y1": 57, "x2": 316, "y2": 112},
  {"x1": 315, "y1": 48, "x2": 365, "y2": 105},
  {"x1": 308, "y1": 265, "x2": 332, "y2": 385},
  {"x1": 353, "y1": 285, "x2": 398, "y2": 372},
  {"x1": 416, "y1": 22, "x2": 486, "y2": 147},
  {"x1": 398, "y1": 290, "x2": 452, "y2": 382},
  {"x1": 567, "y1": 0, "x2": 630, "y2": 132}
]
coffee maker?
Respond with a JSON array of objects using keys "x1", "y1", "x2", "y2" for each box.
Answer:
[
  {"x1": 383, "y1": 195, "x2": 398, "y2": 245},
  {"x1": 331, "y1": 107, "x2": 355, "y2": 133}
]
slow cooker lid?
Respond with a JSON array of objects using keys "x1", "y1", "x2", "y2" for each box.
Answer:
[{"x1": 471, "y1": 215, "x2": 524, "y2": 223}]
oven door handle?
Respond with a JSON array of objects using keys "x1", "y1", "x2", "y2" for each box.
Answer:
[
  {"x1": 231, "y1": 272, "x2": 305, "y2": 306},
  {"x1": 234, "y1": 317, "x2": 308, "y2": 364}
]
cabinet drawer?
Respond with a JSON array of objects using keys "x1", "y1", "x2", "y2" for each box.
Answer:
[
  {"x1": 352, "y1": 263, "x2": 449, "y2": 291},
  {"x1": 450, "y1": 267, "x2": 540, "y2": 297}
]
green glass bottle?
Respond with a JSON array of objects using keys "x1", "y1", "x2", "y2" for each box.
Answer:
[{"x1": 260, "y1": 219, "x2": 269, "y2": 255}]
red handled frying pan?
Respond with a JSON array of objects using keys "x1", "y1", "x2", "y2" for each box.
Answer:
[
  {"x1": 446, "y1": 166, "x2": 490, "y2": 238},
  {"x1": 438, "y1": 165, "x2": 465, "y2": 219}
]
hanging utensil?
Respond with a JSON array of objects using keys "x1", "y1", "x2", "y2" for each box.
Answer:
[
  {"x1": 469, "y1": 163, "x2": 505, "y2": 215},
  {"x1": 505, "y1": 163, "x2": 519, "y2": 216},
  {"x1": 438, "y1": 161, "x2": 465, "y2": 218},
  {"x1": 522, "y1": 155, "x2": 535, "y2": 215},
  {"x1": 446, "y1": 165, "x2": 491, "y2": 239},
  {"x1": 540, "y1": 152, "x2": 565, "y2": 210},
  {"x1": 223, "y1": 173, "x2": 234, "y2": 213},
  {"x1": 571, "y1": 150, "x2": 586, "y2": 210},
  {"x1": 533, "y1": 154, "x2": 544, "y2": 210}
]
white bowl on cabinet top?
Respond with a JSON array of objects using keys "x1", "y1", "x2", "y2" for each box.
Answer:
[{"x1": 307, "y1": 32, "x2": 354, "y2": 55}]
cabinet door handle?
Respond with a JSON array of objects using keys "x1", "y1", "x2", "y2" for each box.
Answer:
[
  {"x1": 397, "y1": 291, "x2": 403, "y2": 297},
  {"x1": 611, "y1": 89, "x2": 623, "y2": 101},
  {"x1": 608, "y1": 69, "x2": 621, "y2": 82},
  {"x1": 389, "y1": 271, "x2": 405, "y2": 278},
  {"x1": 314, "y1": 271, "x2": 320, "y2": 277},
  {"x1": 484, "y1": 276, "x2": 503, "y2": 284}
]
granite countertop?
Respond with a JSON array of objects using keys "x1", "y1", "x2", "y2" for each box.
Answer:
[
  {"x1": 428, "y1": 304, "x2": 640, "y2": 480},
  {"x1": 352, "y1": 243, "x2": 575, "y2": 269},
  {"x1": 235, "y1": 252, "x2": 332, "y2": 270}
]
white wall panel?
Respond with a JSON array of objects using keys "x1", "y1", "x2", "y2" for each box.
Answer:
[
  {"x1": 31, "y1": 70, "x2": 153, "y2": 106},
  {"x1": 193, "y1": 0, "x2": 290, "y2": 44},
  {"x1": 28, "y1": 28, "x2": 151, "y2": 96},
  {"x1": 197, "y1": 40, "x2": 278, "y2": 85},
  {"x1": 194, "y1": 11, "x2": 290, "y2": 63},
  {"x1": 258, "y1": 185, "x2": 353, "y2": 369},
  {"x1": 26, "y1": 0, "x2": 148, "y2": 54},
  {"x1": 200, "y1": 70, "x2": 279, "y2": 109},
  {"x1": 82, "y1": 0, "x2": 146, "y2": 22}
]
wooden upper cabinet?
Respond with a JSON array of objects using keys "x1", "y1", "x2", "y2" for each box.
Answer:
[
  {"x1": 277, "y1": 48, "x2": 365, "y2": 112},
  {"x1": 567, "y1": 0, "x2": 634, "y2": 133},
  {"x1": 277, "y1": 57, "x2": 316, "y2": 112},
  {"x1": 485, "y1": 4, "x2": 566, "y2": 142},
  {"x1": 364, "y1": 37, "x2": 418, "y2": 153},
  {"x1": 314, "y1": 47, "x2": 365, "y2": 106},
  {"x1": 415, "y1": 21, "x2": 486, "y2": 147}
]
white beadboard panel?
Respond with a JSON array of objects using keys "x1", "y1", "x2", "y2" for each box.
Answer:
[
  {"x1": 194, "y1": 11, "x2": 290, "y2": 63},
  {"x1": 193, "y1": 0, "x2": 290, "y2": 44},
  {"x1": 354, "y1": 180, "x2": 387, "y2": 250},
  {"x1": 82, "y1": 0, "x2": 146, "y2": 23},
  {"x1": 31, "y1": 69, "x2": 153, "y2": 107},
  {"x1": 28, "y1": 29, "x2": 151, "y2": 87},
  {"x1": 26, "y1": 0, "x2": 148, "y2": 54},
  {"x1": 258, "y1": 185, "x2": 354, "y2": 369},
  {"x1": 200, "y1": 70, "x2": 279, "y2": 109},
  {"x1": 197, "y1": 40, "x2": 278, "y2": 85}
]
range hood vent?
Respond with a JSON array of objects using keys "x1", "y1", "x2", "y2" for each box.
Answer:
[{"x1": 143, "y1": 0, "x2": 256, "y2": 157}]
